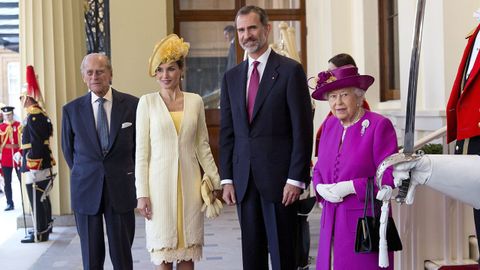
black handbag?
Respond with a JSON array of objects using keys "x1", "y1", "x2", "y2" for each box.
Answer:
[{"x1": 355, "y1": 178, "x2": 402, "y2": 253}]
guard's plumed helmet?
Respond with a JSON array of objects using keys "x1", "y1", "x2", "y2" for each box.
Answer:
[{"x1": 20, "y1": 65, "x2": 44, "y2": 107}]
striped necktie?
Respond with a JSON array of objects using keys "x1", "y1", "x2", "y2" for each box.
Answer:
[{"x1": 96, "y1": 97, "x2": 109, "y2": 155}]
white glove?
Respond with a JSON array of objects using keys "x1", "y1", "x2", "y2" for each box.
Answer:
[
  {"x1": 329, "y1": 180, "x2": 355, "y2": 199},
  {"x1": 393, "y1": 155, "x2": 432, "y2": 204},
  {"x1": 316, "y1": 183, "x2": 343, "y2": 203},
  {"x1": 13, "y1": 152, "x2": 22, "y2": 164}
]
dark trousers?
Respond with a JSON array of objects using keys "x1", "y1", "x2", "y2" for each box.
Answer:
[
  {"x1": 3, "y1": 166, "x2": 20, "y2": 206},
  {"x1": 456, "y1": 136, "x2": 480, "y2": 264},
  {"x1": 25, "y1": 179, "x2": 52, "y2": 236},
  {"x1": 295, "y1": 197, "x2": 316, "y2": 269},
  {"x1": 74, "y1": 182, "x2": 135, "y2": 270},
  {"x1": 237, "y1": 177, "x2": 298, "y2": 270}
]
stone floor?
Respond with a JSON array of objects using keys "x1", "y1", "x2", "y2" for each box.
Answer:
[{"x1": 0, "y1": 184, "x2": 321, "y2": 270}]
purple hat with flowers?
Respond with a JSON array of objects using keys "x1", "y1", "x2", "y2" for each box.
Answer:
[{"x1": 311, "y1": 65, "x2": 374, "y2": 100}]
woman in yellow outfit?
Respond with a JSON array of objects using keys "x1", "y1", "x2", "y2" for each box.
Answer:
[{"x1": 136, "y1": 34, "x2": 221, "y2": 270}]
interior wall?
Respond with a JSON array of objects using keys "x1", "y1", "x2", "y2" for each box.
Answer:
[
  {"x1": 360, "y1": 0, "x2": 381, "y2": 111},
  {"x1": 394, "y1": 0, "x2": 480, "y2": 114},
  {"x1": 306, "y1": 0, "x2": 327, "y2": 133},
  {"x1": 421, "y1": 1, "x2": 446, "y2": 111},
  {"x1": 109, "y1": 0, "x2": 172, "y2": 98},
  {"x1": 443, "y1": 1, "x2": 480, "y2": 104},
  {"x1": 306, "y1": 0, "x2": 356, "y2": 136}
]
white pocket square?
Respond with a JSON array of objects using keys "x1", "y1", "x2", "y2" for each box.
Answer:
[{"x1": 121, "y1": 122, "x2": 132, "y2": 129}]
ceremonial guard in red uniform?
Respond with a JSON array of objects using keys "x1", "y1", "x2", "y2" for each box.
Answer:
[
  {"x1": 0, "y1": 106, "x2": 22, "y2": 211},
  {"x1": 447, "y1": 22, "x2": 480, "y2": 265},
  {"x1": 20, "y1": 65, "x2": 55, "y2": 243},
  {"x1": 0, "y1": 105, "x2": 5, "y2": 193}
]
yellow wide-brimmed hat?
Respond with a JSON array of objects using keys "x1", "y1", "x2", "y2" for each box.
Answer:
[{"x1": 148, "y1": 34, "x2": 190, "y2": 77}]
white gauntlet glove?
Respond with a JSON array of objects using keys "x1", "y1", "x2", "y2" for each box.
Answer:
[
  {"x1": 316, "y1": 183, "x2": 342, "y2": 203},
  {"x1": 329, "y1": 180, "x2": 355, "y2": 199},
  {"x1": 393, "y1": 155, "x2": 432, "y2": 204},
  {"x1": 13, "y1": 152, "x2": 22, "y2": 165}
]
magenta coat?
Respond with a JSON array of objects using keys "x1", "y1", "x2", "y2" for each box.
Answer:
[{"x1": 312, "y1": 111, "x2": 397, "y2": 270}]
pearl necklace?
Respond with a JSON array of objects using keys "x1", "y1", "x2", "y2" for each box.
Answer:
[
  {"x1": 341, "y1": 108, "x2": 364, "y2": 142},
  {"x1": 341, "y1": 108, "x2": 364, "y2": 128}
]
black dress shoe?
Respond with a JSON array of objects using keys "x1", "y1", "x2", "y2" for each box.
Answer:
[
  {"x1": 28, "y1": 228, "x2": 53, "y2": 235},
  {"x1": 21, "y1": 234, "x2": 34, "y2": 243},
  {"x1": 21, "y1": 233, "x2": 49, "y2": 243},
  {"x1": 4, "y1": 204, "x2": 13, "y2": 211}
]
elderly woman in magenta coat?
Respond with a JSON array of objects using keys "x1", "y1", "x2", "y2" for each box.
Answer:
[{"x1": 311, "y1": 65, "x2": 397, "y2": 270}]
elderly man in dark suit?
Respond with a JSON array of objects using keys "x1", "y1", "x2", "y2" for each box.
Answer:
[
  {"x1": 220, "y1": 6, "x2": 313, "y2": 270},
  {"x1": 61, "y1": 53, "x2": 138, "y2": 270}
]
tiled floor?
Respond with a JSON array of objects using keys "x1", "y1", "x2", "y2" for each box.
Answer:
[{"x1": 0, "y1": 184, "x2": 321, "y2": 270}]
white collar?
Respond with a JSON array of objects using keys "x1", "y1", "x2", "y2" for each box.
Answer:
[
  {"x1": 248, "y1": 47, "x2": 272, "y2": 66},
  {"x1": 90, "y1": 87, "x2": 112, "y2": 104}
]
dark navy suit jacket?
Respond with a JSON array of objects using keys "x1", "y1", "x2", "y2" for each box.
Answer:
[
  {"x1": 61, "y1": 89, "x2": 138, "y2": 215},
  {"x1": 220, "y1": 51, "x2": 313, "y2": 203}
]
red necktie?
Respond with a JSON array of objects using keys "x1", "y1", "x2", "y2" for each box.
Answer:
[{"x1": 247, "y1": 61, "x2": 260, "y2": 122}]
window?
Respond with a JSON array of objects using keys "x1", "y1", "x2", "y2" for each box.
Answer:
[
  {"x1": 174, "y1": 0, "x2": 306, "y2": 108},
  {"x1": 378, "y1": 0, "x2": 400, "y2": 101},
  {"x1": 6, "y1": 60, "x2": 19, "y2": 110}
]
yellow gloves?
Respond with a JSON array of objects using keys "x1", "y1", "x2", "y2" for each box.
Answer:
[{"x1": 200, "y1": 174, "x2": 223, "y2": 218}]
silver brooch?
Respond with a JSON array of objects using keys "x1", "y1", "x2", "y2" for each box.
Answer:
[{"x1": 361, "y1": 119, "x2": 370, "y2": 136}]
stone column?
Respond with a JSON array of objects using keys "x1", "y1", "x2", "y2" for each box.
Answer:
[{"x1": 19, "y1": 0, "x2": 87, "y2": 218}]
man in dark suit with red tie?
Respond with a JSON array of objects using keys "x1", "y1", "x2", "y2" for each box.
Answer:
[
  {"x1": 220, "y1": 6, "x2": 313, "y2": 269},
  {"x1": 447, "y1": 21, "x2": 480, "y2": 265},
  {"x1": 61, "y1": 53, "x2": 138, "y2": 270}
]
